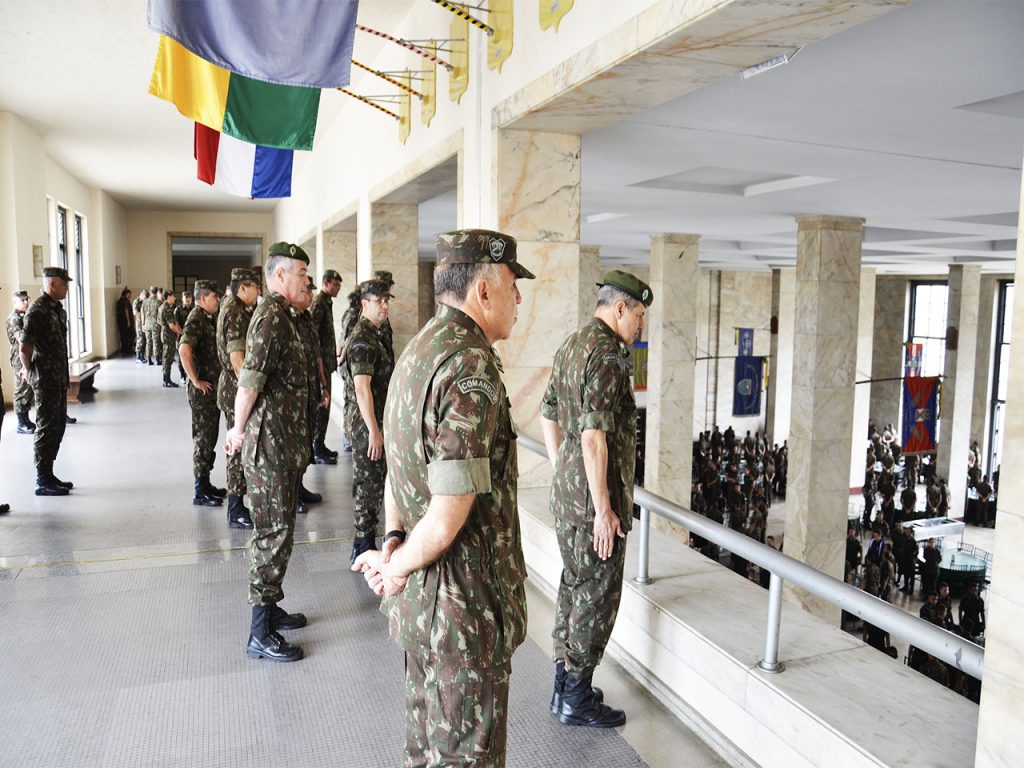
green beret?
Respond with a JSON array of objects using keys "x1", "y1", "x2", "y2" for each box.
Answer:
[
  {"x1": 44, "y1": 267, "x2": 73, "y2": 283},
  {"x1": 359, "y1": 279, "x2": 394, "y2": 299},
  {"x1": 323, "y1": 269, "x2": 343, "y2": 283},
  {"x1": 373, "y1": 270, "x2": 394, "y2": 286},
  {"x1": 194, "y1": 279, "x2": 222, "y2": 295},
  {"x1": 435, "y1": 229, "x2": 535, "y2": 279},
  {"x1": 268, "y1": 241, "x2": 310, "y2": 264},
  {"x1": 598, "y1": 269, "x2": 654, "y2": 307}
]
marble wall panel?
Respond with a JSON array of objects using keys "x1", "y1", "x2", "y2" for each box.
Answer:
[
  {"x1": 323, "y1": 230, "x2": 357, "y2": 345},
  {"x1": 869, "y1": 276, "x2": 907, "y2": 428},
  {"x1": 369, "y1": 203, "x2": 419, "y2": 355},
  {"x1": 970, "y1": 276, "x2": 999, "y2": 466},
  {"x1": 578, "y1": 245, "x2": 601, "y2": 320},
  {"x1": 767, "y1": 268, "x2": 795, "y2": 444},
  {"x1": 850, "y1": 269, "x2": 875, "y2": 487},
  {"x1": 495, "y1": 130, "x2": 580, "y2": 243}
]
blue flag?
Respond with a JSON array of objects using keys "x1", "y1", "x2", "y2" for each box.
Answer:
[{"x1": 733, "y1": 356, "x2": 763, "y2": 416}]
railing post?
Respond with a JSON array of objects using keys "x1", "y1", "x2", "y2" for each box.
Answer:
[
  {"x1": 758, "y1": 572, "x2": 785, "y2": 673},
  {"x1": 634, "y1": 505, "x2": 652, "y2": 584}
]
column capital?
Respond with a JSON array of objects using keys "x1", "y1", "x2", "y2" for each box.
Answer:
[
  {"x1": 795, "y1": 215, "x2": 865, "y2": 232},
  {"x1": 651, "y1": 233, "x2": 700, "y2": 247}
]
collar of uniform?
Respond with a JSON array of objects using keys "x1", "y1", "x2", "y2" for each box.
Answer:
[
  {"x1": 437, "y1": 302, "x2": 490, "y2": 347},
  {"x1": 588, "y1": 316, "x2": 625, "y2": 351}
]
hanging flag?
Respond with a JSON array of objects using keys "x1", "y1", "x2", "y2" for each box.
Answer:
[
  {"x1": 733, "y1": 356, "x2": 763, "y2": 416},
  {"x1": 148, "y1": 0, "x2": 359, "y2": 89},
  {"x1": 149, "y1": 36, "x2": 320, "y2": 151},
  {"x1": 194, "y1": 123, "x2": 293, "y2": 199},
  {"x1": 902, "y1": 376, "x2": 939, "y2": 454}
]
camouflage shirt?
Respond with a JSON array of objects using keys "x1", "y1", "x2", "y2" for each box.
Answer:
[
  {"x1": 21, "y1": 293, "x2": 69, "y2": 389},
  {"x1": 142, "y1": 296, "x2": 161, "y2": 331},
  {"x1": 5, "y1": 309, "x2": 25, "y2": 370},
  {"x1": 216, "y1": 293, "x2": 253, "y2": 415},
  {"x1": 310, "y1": 291, "x2": 337, "y2": 373},
  {"x1": 294, "y1": 308, "x2": 323, "y2": 406},
  {"x1": 541, "y1": 318, "x2": 637, "y2": 531},
  {"x1": 132, "y1": 295, "x2": 144, "y2": 323},
  {"x1": 345, "y1": 316, "x2": 393, "y2": 429},
  {"x1": 181, "y1": 305, "x2": 221, "y2": 383},
  {"x1": 175, "y1": 303, "x2": 190, "y2": 329},
  {"x1": 158, "y1": 302, "x2": 178, "y2": 337},
  {"x1": 238, "y1": 291, "x2": 310, "y2": 472},
  {"x1": 382, "y1": 303, "x2": 527, "y2": 667}
]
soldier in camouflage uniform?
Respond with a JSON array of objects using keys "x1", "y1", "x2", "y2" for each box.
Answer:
[
  {"x1": 344, "y1": 279, "x2": 396, "y2": 562},
  {"x1": 0, "y1": 285, "x2": 10, "y2": 513},
  {"x1": 180, "y1": 280, "x2": 225, "y2": 506},
  {"x1": 134, "y1": 288, "x2": 148, "y2": 362},
  {"x1": 158, "y1": 290, "x2": 182, "y2": 387},
  {"x1": 19, "y1": 267, "x2": 75, "y2": 496},
  {"x1": 293, "y1": 277, "x2": 327, "y2": 512},
  {"x1": 176, "y1": 291, "x2": 192, "y2": 381},
  {"x1": 310, "y1": 269, "x2": 343, "y2": 461},
  {"x1": 217, "y1": 268, "x2": 261, "y2": 529},
  {"x1": 154, "y1": 288, "x2": 166, "y2": 364},
  {"x1": 7, "y1": 289, "x2": 35, "y2": 433},
  {"x1": 141, "y1": 286, "x2": 160, "y2": 364},
  {"x1": 353, "y1": 229, "x2": 533, "y2": 767},
  {"x1": 540, "y1": 269, "x2": 653, "y2": 728},
  {"x1": 225, "y1": 242, "x2": 312, "y2": 663}
]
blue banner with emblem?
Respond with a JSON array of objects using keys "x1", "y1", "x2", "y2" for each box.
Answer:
[{"x1": 733, "y1": 356, "x2": 763, "y2": 416}]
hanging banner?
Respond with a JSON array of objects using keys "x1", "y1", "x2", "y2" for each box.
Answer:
[
  {"x1": 737, "y1": 327, "x2": 753, "y2": 357},
  {"x1": 902, "y1": 375, "x2": 939, "y2": 454},
  {"x1": 905, "y1": 342, "x2": 923, "y2": 377},
  {"x1": 632, "y1": 341, "x2": 648, "y2": 391},
  {"x1": 733, "y1": 356, "x2": 763, "y2": 416}
]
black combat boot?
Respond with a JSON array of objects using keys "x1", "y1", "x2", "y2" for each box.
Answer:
[
  {"x1": 313, "y1": 442, "x2": 338, "y2": 465},
  {"x1": 269, "y1": 603, "x2": 308, "y2": 631},
  {"x1": 246, "y1": 605, "x2": 303, "y2": 662},
  {"x1": 148, "y1": 357, "x2": 154, "y2": 365},
  {"x1": 349, "y1": 535, "x2": 375, "y2": 565},
  {"x1": 193, "y1": 477, "x2": 222, "y2": 507},
  {"x1": 559, "y1": 673, "x2": 625, "y2": 728},
  {"x1": 35, "y1": 465, "x2": 69, "y2": 497},
  {"x1": 0, "y1": 503, "x2": 9, "y2": 515},
  {"x1": 299, "y1": 484, "x2": 322, "y2": 504},
  {"x1": 162, "y1": 376, "x2": 179, "y2": 388},
  {"x1": 16, "y1": 412, "x2": 34, "y2": 434},
  {"x1": 200, "y1": 476, "x2": 227, "y2": 498},
  {"x1": 295, "y1": 499, "x2": 308, "y2": 515},
  {"x1": 226, "y1": 496, "x2": 253, "y2": 529},
  {"x1": 551, "y1": 660, "x2": 603, "y2": 715},
  {"x1": 50, "y1": 471, "x2": 73, "y2": 490}
]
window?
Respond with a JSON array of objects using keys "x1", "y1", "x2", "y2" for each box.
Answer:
[
  {"x1": 74, "y1": 214, "x2": 88, "y2": 355},
  {"x1": 55, "y1": 205, "x2": 72, "y2": 358},
  {"x1": 988, "y1": 281, "x2": 1013, "y2": 476},
  {"x1": 907, "y1": 281, "x2": 948, "y2": 379}
]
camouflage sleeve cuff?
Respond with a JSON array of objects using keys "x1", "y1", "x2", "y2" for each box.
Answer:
[
  {"x1": 427, "y1": 458, "x2": 492, "y2": 495},
  {"x1": 350, "y1": 362, "x2": 374, "y2": 376},
  {"x1": 581, "y1": 410, "x2": 616, "y2": 432},
  {"x1": 226, "y1": 339, "x2": 246, "y2": 354},
  {"x1": 179, "y1": 334, "x2": 197, "y2": 348},
  {"x1": 540, "y1": 401, "x2": 557, "y2": 421},
  {"x1": 237, "y1": 368, "x2": 267, "y2": 393}
]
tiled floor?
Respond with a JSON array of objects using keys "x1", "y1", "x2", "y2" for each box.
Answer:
[{"x1": 1, "y1": 358, "x2": 725, "y2": 767}]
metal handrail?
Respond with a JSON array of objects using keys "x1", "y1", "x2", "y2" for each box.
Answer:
[{"x1": 517, "y1": 435, "x2": 984, "y2": 681}]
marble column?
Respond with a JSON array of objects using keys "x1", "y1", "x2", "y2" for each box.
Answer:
[
  {"x1": 645, "y1": 234, "x2": 700, "y2": 542},
  {"x1": 849, "y1": 269, "x2": 876, "y2": 488},
  {"x1": 975, "y1": 165, "x2": 1024, "y2": 768},
  {"x1": 368, "y1": 203, "x2": 419, "y2": 355},
  {"x1": 970, "y1": 276, "x2": 999, "y2": 471},
  {"x1": 323, "y1": 229, "x2": 357, "y2": 346},
  {"x1": 869, "y1": 276, "x2": 908, "y2": 429},
  {"x1": 578, "y1": 244, "x2": 602, "y2": 320},
  {"x1": 766, "y1": 268, "x2": 795, "y2": 444},
  {"x1": 784, "y1": 215, "x2": 864, "y2": 625},
  {"x1": 937, "y1": 265, "x2": 980, "y2": 519},
  {"x1": 491, "y1": 129, "x2": 582, "y2": 487}
]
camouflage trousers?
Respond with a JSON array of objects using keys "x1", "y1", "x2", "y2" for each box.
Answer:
[
  {"x1": 136, "y1": 325, "x2": 146, "y2": 356},
  {"x1": 314, "y1": 374, "x2": 332, "y2": 446},
  {"x1": 350, "y1": 418, "x2": 387, "y2": 537},
  {"x1": 187, "y1": 382, "x2": 220, "y2": 477},
  {"x1": 161, "y1": 333, "x2": 178, "y2": 379},
  {"x1": 145, "y1": 328, "x2": 159, "y2": 359},
  {"x1": 222, "y1": 409, "x2": 246, "y2": 498},
  {"x1": 31, "y1": 383, "x2": 68, "y2": 469},
  {"x1": 10, "y1": 358, "x2": 34, "y2": 413},
  {"x1": 404, "y1": 652, "x2": 511, "y2": 768},
  {"x1": 246, "y1": 466, "x2": 300, "y2": 606},
  {"x1": 552, "y1": 515, "x2": 627, "y2": 679}
]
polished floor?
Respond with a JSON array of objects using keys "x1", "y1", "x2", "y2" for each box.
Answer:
[{"x1": 0, "y1": 359, "x2": 726, "y2": 768}]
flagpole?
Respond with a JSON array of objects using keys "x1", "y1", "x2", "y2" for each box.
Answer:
[{"x1": 355, "y1": 24, "x2": 453, "y2": 72}]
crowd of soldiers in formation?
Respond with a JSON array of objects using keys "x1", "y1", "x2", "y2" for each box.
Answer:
[{"x1": 689, "y1": 426, "x2": 788, "y2": 583}]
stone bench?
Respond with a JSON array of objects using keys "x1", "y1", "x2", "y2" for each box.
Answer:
[{"x1": 67, "y1": 361, "x2": 100, "y2": 404}]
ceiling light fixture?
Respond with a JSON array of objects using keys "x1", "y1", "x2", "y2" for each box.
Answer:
[{"x1": 741, "y1": 48, "x2": 801, "y2": 80}]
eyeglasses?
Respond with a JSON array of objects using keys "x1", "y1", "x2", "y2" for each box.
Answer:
[{"x1": 366, "y1": 297, "x2": 391, "y2": 306}]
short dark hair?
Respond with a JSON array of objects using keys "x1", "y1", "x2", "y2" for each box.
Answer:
[
  {"x1": 596, "y1": 284, "x2": 641, "y2": 310},
  {"x1": 433, "y1": 262, "x2": 499, "y2": 302}
]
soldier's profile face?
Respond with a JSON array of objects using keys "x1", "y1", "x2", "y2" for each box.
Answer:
[
  {"x1": 620, "y1": 303, "x2": 645, "y2": 345},
  {"x1": 46, "y1": 277, "x2": 70, "y2": 301},
  {"x1": 487, "y1": 264, "x2": 520, "y2": 342},
  {"x1": 16, "y1": 297, "x2": 29, "y2": 312},
  {"x1": 279, "y1": 260, "x2": 309, "y2": 303}
]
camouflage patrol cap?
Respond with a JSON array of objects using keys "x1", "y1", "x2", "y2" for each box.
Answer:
[
  {"x1": 322, "y1": 269, "x2": 343, "y2": 283},
  {"x1": 268, "y1": 241, "x2": 310, "y2": 264},
  {"x1": 373, "y1": 270, "x2": 395, "y2": 286},
  {"x1": 194, "y1": 279, "x2": 222, "y2": 295},
  {"x1": 598, "y1": 269, "x2": 654, "y2": 307},
  {"x1": 247, "y1": 267, "x2": 262, "y2": 285},
  {"x1": 43, "y1": 266, "x2": 72, "y2": 282},
  {"x1": 13, "y1": 290, "x2": 29, "y2": 300},
  {"x1": 230, "y1": 267, "x2": 255, "y2": 282},
  {"x1": 435, "y1": 229, "x2": 535, "y2": 279},
  {"x1": 359, "y1": 279, "x2": 394, "y2": 299}
]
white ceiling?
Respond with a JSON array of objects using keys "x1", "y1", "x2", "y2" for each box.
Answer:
[{"x1": 1, "y1": 0, "x2": 1022, "y2": 273}]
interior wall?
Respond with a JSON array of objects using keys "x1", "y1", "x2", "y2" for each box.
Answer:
[
  {"x1": 172, "y1": 258, "x2": 246, "y2": 289},
  {"x1": 88, "y1": 188, "x2": 128, "y2": 358}
]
